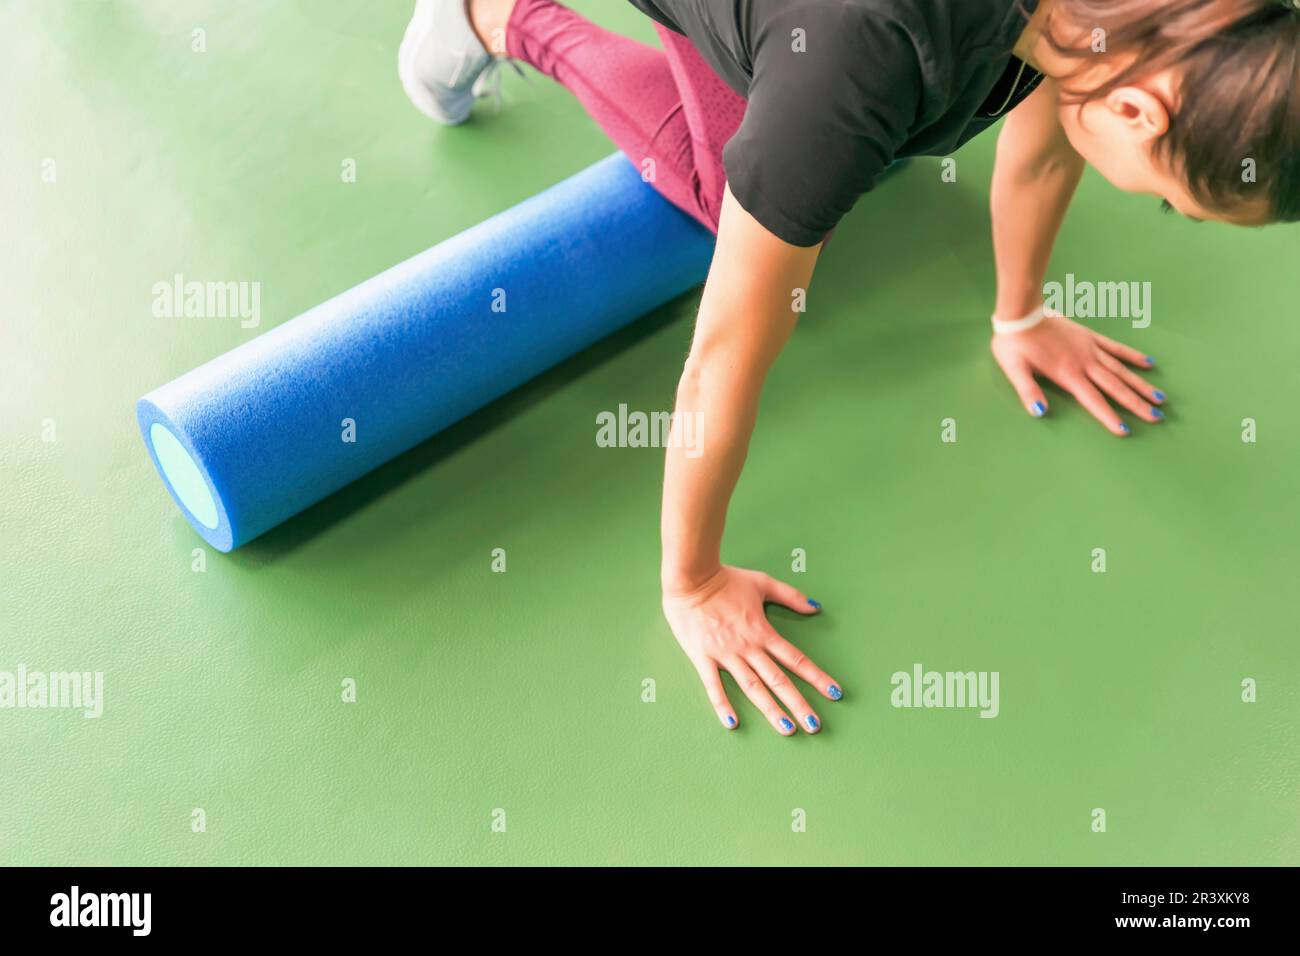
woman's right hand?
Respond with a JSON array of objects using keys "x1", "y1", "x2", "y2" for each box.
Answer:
[{"x1": 662, "y1": 566, "x2": 842, "y2": 735}]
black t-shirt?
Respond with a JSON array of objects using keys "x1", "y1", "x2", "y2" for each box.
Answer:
[{"x1": 628, "y1": 0, "x2": 1042, "y2": 246}]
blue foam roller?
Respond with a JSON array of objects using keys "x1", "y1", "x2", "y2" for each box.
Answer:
[{"x1": 137, "y1": 154, "x2": 715, "y2": 551}]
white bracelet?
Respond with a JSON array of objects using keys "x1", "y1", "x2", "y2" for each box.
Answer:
[{"x1": 991, "y1": 304, "x2": 1047, "y2": 335}]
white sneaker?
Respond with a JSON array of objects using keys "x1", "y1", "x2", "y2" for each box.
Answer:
[{"x1": 398, "y1": 0, "x2": 518, "y2": 125}]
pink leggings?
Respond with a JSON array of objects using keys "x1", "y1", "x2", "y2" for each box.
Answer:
[{"x1": 506, "y1": 0, "x2": 746, "y2": 234}]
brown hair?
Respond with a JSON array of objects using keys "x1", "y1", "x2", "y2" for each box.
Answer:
[{"x1": 1043, "y1": 0, "x2": 1300, "y2": 222}]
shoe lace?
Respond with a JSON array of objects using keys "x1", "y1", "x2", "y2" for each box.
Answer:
[{"x1": 471, "y1": 58, "x2": 530, "y2": 112}]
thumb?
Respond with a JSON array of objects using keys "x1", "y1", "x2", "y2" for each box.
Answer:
[
  {"x1": 993, "y1": 349, "x2": 1048, "y2": 418},
  {"x1": 758, "y1": 573, "x2": 821, "y2": 614}
]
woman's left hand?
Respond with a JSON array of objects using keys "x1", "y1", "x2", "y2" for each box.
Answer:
[{"x1": 990, "y1": 312, "x2": 1166, "y2": 436}]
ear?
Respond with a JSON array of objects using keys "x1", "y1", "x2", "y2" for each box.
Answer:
[{"x1": 1104, "y1": 86, "x2": 1170, "y2": 140}]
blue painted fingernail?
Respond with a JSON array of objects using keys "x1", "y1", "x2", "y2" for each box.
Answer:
[
  {"x1": 1153, "y1": 390, "x2": 1165, "y2": 401},
  {"x1": 1146, "y1": 356, "x2": 1157, "y2": 365},
  {"x1": 805, "y1": 715, "x2": 819, "y2": 731},
  {"x1": 779, "y1": 717, "x2": 795, "y2": 733},
  {"x1": 828, "y1": 684, "x2": 843, "y2": 701},
  {"x1": 1030, "y1": 401, "x2": 1046, "y2": 417},
  {"x1": 1119, "y1": 423, "x2": 1131, "y2": 435},
  {"x1": 724, "y1": 714, "x2": 736, "y2": 728},
  {"x1": 1150, "y1": 407, "x2": 1163, "y2": 419},
  {"x1": 807, "y1": 598, "x2": 821, "y2": 610}
]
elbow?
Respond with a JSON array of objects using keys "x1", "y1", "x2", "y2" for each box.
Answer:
[
  {"x1": 675, "y1": 352, "x2": 707, "y2": 405},
  {"x1": 997, "y1": 138, "x2": 1084, "y2": 183},
  {"x1": 1034, "y1": 149, "x2": 1086, "y2": 179}
]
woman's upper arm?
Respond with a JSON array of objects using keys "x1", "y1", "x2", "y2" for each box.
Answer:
[
  {"x1": 997, "y1": 77, "x2": 1081, "y2": 170},
  {"x1": 687, "y1": 186, "x2": 822, "y2": 375}
]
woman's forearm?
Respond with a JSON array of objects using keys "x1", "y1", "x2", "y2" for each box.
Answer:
[
  {"x1": 991, "y1": 78, "x2": 1086, "y2": 319},
  {"x1": 660, "y1": 187, "x2": 820, "y2": 596},
  {"x1": 659, "y1": 348, "x2": 761, "y2": 595}
]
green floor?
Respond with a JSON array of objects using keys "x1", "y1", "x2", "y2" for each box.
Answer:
[{"x1": 2, "y1": 1, "x2": 1297, "y2": 866}]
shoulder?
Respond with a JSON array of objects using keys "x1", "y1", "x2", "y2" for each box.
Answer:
[{"x1": 748, "y1": 0, "x2": 927, "y2": 76}]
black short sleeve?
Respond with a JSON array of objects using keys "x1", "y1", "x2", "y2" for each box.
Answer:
[{"x1": 722, "y1": 5, "x2": 924, "y2": 246}]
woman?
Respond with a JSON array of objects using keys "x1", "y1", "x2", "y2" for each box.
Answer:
[{"x1": 399, "y1": 0, "x2": 1300, "y2": 735}]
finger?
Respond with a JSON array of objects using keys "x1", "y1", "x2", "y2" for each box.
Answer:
[
  {"x1": 1085, "y1": 364, "x2": 1163, "y2": 424},
  {"x1": 1063, "y1": 374, "x2": 1130, "y2": 437},
  {"x1": 692, "y1": 658, "x2": 738, "y2": 730},
  {"x1": 993, "y1": 349, "x2": 1048, "y2": 418},
  {"x1": 724, "y1": 657, "x2": 797, "y2": 736},
  {"x1": 1092, "y1": 331, "x2": 1156, "y2": 369},
  {"x1": 746, "y1": 650, "x2": 820, "y2": 734},
  {"x1": 766, "y1": 633, "x2": 843, "y2": 703},
  {"x1": 758, "y1": 573, "x2": 821, "y2": 614},
  {"x1": 1096, "y1": 351, "x2": 1166, "y2": 406}
]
